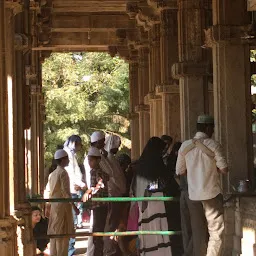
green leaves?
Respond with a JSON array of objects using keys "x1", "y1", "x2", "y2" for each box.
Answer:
[{"x1": 42, "y1": 52, "x2": 130, "y2": 165}]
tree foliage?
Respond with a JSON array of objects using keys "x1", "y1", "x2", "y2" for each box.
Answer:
[{"x1": 42, "y1": 52, "x2": 130, "y2": 165}]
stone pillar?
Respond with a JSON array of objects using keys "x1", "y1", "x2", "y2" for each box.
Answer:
[
  {"x1": 157, "y1": 5, "x2": 180, "y2": 140},
  {"x1": 173, "y1": 0, "x2": 211, "y2": 140},
  {"x1": 136, "y1": 45, "x2": 150, "y2": 153},
  {"x1": 0, "y1": 0, "x2": 9, "y2": 220},
  {"x1": 148, "y1": 24, "x2": 164, "y2": 137},
  {"x1": 0, "y1": 3, "x2": 19, "y2": 256},
  {"x1": 5, "y1": 5, "x2": 17, "y2": 216},
  {"x1": 204, "y1": 1, "x2": 251, "y2": 255},
  {"x1": 129, "y1": 57, "x2": 140, "y2": 160}
]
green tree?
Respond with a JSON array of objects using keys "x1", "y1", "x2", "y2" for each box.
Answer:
[{"x1": 42, "y1": 52, "x2": 130, "y2": 165}]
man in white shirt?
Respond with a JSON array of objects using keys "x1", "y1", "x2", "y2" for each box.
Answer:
[{"x1": 176, "y1": 115, "x2": 228, "y2": 256}]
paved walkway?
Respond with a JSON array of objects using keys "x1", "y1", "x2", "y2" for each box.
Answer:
[{"x1": 74, "y1": 226, "x2": 89, "y2": 256}]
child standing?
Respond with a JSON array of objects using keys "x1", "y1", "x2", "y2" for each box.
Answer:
[{"x1": 82, "y1": 147, "x2": 109, "y2": 256}]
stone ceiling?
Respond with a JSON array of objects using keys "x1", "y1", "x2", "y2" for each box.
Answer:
[{"x1": 35, "y1": 0, "x2": 171, "y2": 58}]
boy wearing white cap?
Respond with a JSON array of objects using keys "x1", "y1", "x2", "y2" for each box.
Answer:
[
  {"x1": 45, "y1": 149, "x2": 79, "y2": 256},
  {"x1": 82, "y1": 147, "x2": 109, "y2": 256},
  {"x1": 176, "y1": 115, "x2": 228, "y2": 256}
]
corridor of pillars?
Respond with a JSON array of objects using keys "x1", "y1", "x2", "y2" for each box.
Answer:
[{"x1": 0, "y1": 0, "x2": 256, "y2": 255}]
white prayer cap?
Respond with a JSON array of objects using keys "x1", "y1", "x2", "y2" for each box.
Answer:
[
  {"x1": 197, "y1": 114, "x2": 214, "y2": 124},
  {"x1": 54, "y1": 149, "x2": 68, "y2": 160},
  {"x1": 90, "y1": 131, "x2": 105, "y2": 143},
  {"x1": 88, "y1": 147, "x2": 101, "y2": 157},
  {"x1": 105, "y1": 134, "x2": 121, "y2": 152}
]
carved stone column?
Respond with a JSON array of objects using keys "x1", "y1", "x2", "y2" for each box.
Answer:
[
  {"x1": 148, "y1": 24, "x2": 163, "y2": 137},
  {"x1": 173, "y1": 0, "x2": 211, "y2": 140},
  {"x1": 158, "y1": 4, "x2": 180, "y2": 139},
  {"x1": 0, "y1": 0, "x2": 9, "y2": 221},
  {"x1": 5, "y1": 4, "x2": 17, "y2": 216},
  {"x1": 204, "y1": 2, "x2": 251, "y2": 254},
  {"x1": 136, "y1": 45, "x2": 150, "y2": 153},
  {"x1": 129, "y1": 57, "x2": 140, "y2": 160}
]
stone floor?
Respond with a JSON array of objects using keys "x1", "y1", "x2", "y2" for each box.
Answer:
[{"x1": 74, "y1": 226, "x2": 89, "y2": 256}]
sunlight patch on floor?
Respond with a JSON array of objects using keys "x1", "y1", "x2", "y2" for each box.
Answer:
[{"x1": 74, "y1": 225, "x2": 90, "y2": 255}]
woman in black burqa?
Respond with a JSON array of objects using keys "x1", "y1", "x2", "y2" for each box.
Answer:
[{"x1": 131, "y1": 137, "x2": 172, "y2": 256}]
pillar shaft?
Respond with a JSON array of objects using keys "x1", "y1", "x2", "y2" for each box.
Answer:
[
  {"x1": 137, "y1": 45, "x2": 150, "y2": 153},
  {"x1": 158, "y1": 7, "x2": 180, "y2": 139},
  {"x1": 5, "y1": 7, "x2": 16, "y2": 214},
  {"x1": 129, "y1": 60, "x2": 140, "y2": 160},
  {"x1": 207, "y1": 1, "x2": 251, "y2": 255},
  {"x1": 175, "y1": 0, "x2": 211, "y2": 140},
  {"x1": 0, "y1": 0, "x2": 9, "y2": 219},
  {"x1": 211, "y1": 1, "x2": 252, "y2": 190}
]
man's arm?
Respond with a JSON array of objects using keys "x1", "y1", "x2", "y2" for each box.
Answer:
[
  {"x1": 214, "y1": 143, "x2": 228, "y2": 174},
  {"x1": 176, "y1": 147, "x2": 187, "y2": 176}
]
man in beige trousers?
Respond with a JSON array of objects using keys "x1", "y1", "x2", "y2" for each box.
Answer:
[{"x1": 176, "y1": 115, "x2": 228, "y2": 256}]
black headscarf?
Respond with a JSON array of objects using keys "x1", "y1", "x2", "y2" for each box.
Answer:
[{"x1": 136, "y1": 137, "x2": 167, "y2": 181}]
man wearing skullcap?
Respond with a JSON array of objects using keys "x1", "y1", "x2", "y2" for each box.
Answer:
[
  {"x1": 176, "y1": 115, "x2": 228, "y2": 256},
  {"x1": 83, "y1": 131, "x2": 114, "y2": 256},
  {"x1": 45, "y1": 149, "x2": 79, "y2": 256},
  {"x1": 103, "y1": 134, "x2": 126, "y2": 256},
  {"x1": 82, "y1": 147, "x2": 109, "y2": 256}
]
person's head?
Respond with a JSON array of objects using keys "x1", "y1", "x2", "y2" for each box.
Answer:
[
  {"x1": 161, "y1": 135, "x2": 173, "y2": 154},
  {"x1": 137, "y1": 137, "x2": 167, "y2": 181},
  {"x1": 170, "y1": 142, "x2": 182, "y2": 156},
  {"x1": 31, "y1": 206, "x2": 42, "y2": 225},
  {"x1": 196, "y1": 115, "x2": 214, "y2": 138},
  {"x1": 64, "y1": 135, "x2": 82, "y2": 152},
  {"x1": 54, "y1": 149, "x2": 69, "y2": 167},
  {"x1": 90, "y1": 131, "x2": 105, "y2": 150},
  {"x1": 87, "y1": 147, "x2": 101, "y2": 169},
  {"x1": 117, "y1": 153, "x2": 131, "y2": 172},
  {"x1": 105, "y1": 134, "x2": 121, "y2": 155}
]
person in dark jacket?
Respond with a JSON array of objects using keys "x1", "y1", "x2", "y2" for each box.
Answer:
[{"x1": 31, "y1": 206, "x2": 49, "y2": 256}]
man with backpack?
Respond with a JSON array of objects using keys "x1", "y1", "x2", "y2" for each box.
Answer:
[{"x1": 176, "y1": 115, "x2": 228, "y2": 256}]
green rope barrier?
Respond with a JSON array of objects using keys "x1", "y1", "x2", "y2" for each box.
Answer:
[
  {"x1": 35, "y1": 230, "x2": 182, "y2": 239},
  {"x1": 28, "y1": 196, "x2": 179, "y2": 203}
]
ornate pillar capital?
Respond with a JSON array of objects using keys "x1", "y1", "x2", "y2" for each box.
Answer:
[
  {"x1": 135, "y1": 104, "x2": 150, "y2": 113},
  {"x1": 5, "y1": 1, "x2": 23, "y2": 15},
  {"x1": 172, "y1": 62, "x2": 210, "y2": 79},
  {"x1": 128, "y1": 112, "x2": 139, "y2": 120},
  {"x1": 15, "y1": 33, "x2": 29, "y2": 51},
  {"x1": 156, "y1": 84, "x2": 179, "y2": 94},
  {"x1": 204, "y1": 24, "x2": 252, "y2": 48},
  {"x1": 156, "y1": 0, "x2": 177, "y2": 10}
]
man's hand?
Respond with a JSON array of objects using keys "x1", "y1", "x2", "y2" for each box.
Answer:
[
  {"x1": 74, "y1": 185, "x2": 81, "y2": 191},
  {"x1": 217, "y1": 167, "x2": 228, "y2": 174},
  {"x1": 82, "y1": 190, "x2": 92, "y2": 202}
]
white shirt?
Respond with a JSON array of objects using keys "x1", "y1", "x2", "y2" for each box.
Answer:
[
  {"x1": 176, "y1": 132, "x2": 228, "y2": 201},
  {"x1": 64, "y1": 147, "x2": 85, "y2": 194}
]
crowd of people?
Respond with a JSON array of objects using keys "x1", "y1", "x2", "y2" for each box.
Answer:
[{"x1": 34, "y1": 114, "x2": 228, "y2": 256}]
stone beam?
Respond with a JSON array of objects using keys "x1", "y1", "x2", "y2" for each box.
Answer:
[
  {"x1": 52, "y1": 14, "x2": 136, "y2": 32},
  {"x1": 49, "y1": 31, "x2": 120, "y2": 46},
  {"x1": 33, "y1": 45, "x2": 110, "y2": 52},
  {"x1": 52, "y1": 0, "x2": 127, "y2": 13}
]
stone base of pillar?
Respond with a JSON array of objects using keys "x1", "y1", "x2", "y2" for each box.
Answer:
[
  {"x1": 15, "y1": 204, "x2": 35, "y2": 256},
  {"x1": 0, "y1": 216, "x2": 18, "y2": 256}
]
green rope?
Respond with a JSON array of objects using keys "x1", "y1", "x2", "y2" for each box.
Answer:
[
  {"x1": 35, "y1": 230, "x2": 182, "y2": 239},
  {"x1": 28, "y1": 196, "x2": 179, "y2": 203}
]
